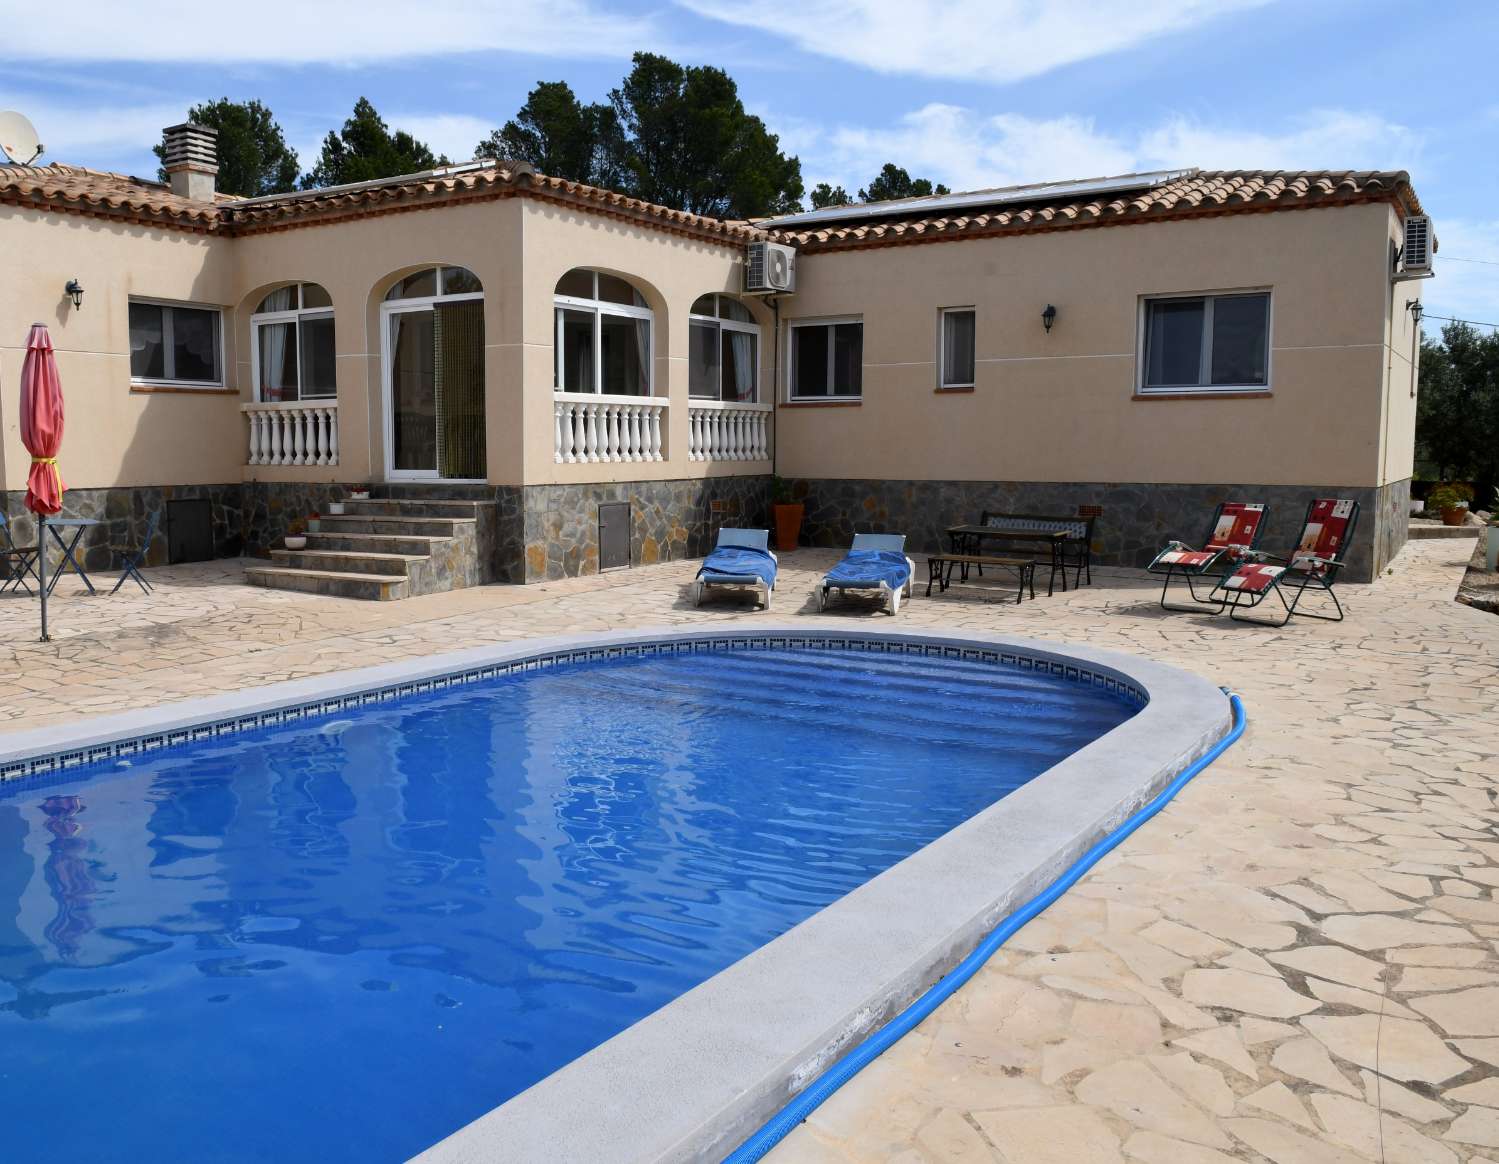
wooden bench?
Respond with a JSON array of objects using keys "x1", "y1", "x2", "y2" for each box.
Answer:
[{"x1": 926, "y1": 554, "x2": 1037, "y2": 603}]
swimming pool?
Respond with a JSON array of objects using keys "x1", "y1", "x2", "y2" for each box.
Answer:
[{"x1": 0, "y1": 637, "x2": 1141, "y2": 1163}]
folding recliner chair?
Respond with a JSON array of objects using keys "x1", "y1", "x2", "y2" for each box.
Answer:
[
  {"x1": 1211, "y1": 499, "x2": 1360, "y2": 626},
  {"x1": 1148, "y1": 502, "x2": 1268, "y2": 612}
]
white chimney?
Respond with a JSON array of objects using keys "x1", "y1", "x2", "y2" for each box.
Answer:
[{"x1": 162, "y1": 123, "x2": 218, "y2": 200}]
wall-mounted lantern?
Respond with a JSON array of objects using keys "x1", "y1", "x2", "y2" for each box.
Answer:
[
  {"x1": 1407, "y1": 300, "x2": 1423, "y2": 324},
  {"x1": 65, "y1": 279, "x2": 84, "y2": 310},
  {"x1": 1041, "y1": 304, "x2": 1057, "y2": 333}
]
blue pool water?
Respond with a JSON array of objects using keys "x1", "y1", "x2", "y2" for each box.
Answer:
[{"x1": 0, "y1": 646, "x2": 1136, "y2": 1162}]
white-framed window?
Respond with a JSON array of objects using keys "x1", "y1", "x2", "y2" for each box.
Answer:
[
  {"x1": 939, "y1": 307, "x2": 976, "y2": 389},
  {"x1": 689, "y1": 294, "x2": 760, "y2": 403},
  {"x1": 788, "y1": 317, "x2": 862, "y2": 400},
  {"x1": 129, "y1": 298, "x2": 224, "y2": 387},
  {"x1": 1139, "y1": 290, "x2": 1271, "y2": 394},
  {"x1": 251, "y1": 283, "x2": 336, "y2": 403},
  {"x1": 553, "y1": 269, "x2": 654, "y2": 397},
  {"x1": 384, "y1": 265, "x2": 484, "y2": 303}
]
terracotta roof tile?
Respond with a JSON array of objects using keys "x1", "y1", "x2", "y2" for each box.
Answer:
[
  {"x1": 768, "y1": 170, "x2": 1422, "y2": 252},
  {"x1": 0, "y1": 162, "x2": 235, "y2": 229},
  {"x1": 2, "y1": 162, "x2": 1422, "y2": 253}
]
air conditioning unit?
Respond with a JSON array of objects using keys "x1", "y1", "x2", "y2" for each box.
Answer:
[
  {"x1": 744, "y1": 242, "x2": 796, "y2": 294},
  {"x1": 1400, "y1": 215, "x2": 1433, "y2": 276}
]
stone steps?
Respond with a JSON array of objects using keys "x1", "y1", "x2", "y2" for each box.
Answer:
[
  {"x1": 245, "y1": 494, "x2": 494, "y2": 600},
  {"x1": 341, "y1": 498, "x2": 488, "y2": 518},
  {"x1": 270, "y1": 549, "x2": 425, "y2": 577},
  {"x1": 244, "y1": 565, "x2": 408, "y2": 601},
  {"x1": 1409, "y1": 522, "x2": 1481, "y2": 540},
  {"x1": 306, "y1": 531, "x2": 456, "y2": 556},
  {"x1": 317, "y1": 514, "x2": 477, "y2": 537}
]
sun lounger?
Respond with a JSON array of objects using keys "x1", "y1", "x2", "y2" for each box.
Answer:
[
  {"x1": 1211, "y1": 498, "x2": 1359, "y2": 625},
  {"x1": 817, "y1": 533, "x2": 915, "y2": 615},
  {"x1": 693, "y1": 527, "x2": 778, "y2": 610},
  {"x1": 1148, "y1": 501, "x2": 1268, "y2": 612}
]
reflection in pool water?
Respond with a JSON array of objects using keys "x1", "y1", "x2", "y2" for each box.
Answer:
[{"x1": 0, "y1": 647, "x2": 1136, "y2": 1162}]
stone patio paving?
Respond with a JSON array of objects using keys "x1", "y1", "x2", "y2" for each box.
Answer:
[{"x1": 2, "y1": 540, "x2": 1497, "y2": 1163}]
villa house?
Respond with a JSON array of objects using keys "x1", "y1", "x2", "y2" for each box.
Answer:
[{"x1": 1, "y1": 124, "x2": 1428, "y2": 597}]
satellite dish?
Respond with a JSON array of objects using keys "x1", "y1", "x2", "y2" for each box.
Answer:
[{"x1": 0, "y1": 111, "x2": 44, "y2": 165}]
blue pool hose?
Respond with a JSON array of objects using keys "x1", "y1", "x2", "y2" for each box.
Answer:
[{"x1": 723, "y1": 689, "x2": 1247, "y2": 1163}]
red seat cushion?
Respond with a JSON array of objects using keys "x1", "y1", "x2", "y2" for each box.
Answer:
[{"x1": 1222, "y1": 563, "x2": 1285, "y2": 593}]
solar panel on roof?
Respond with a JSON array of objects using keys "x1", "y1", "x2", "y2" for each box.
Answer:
[{"x1": 762, "y1": 169, "x2": 1198, "y2": 231}]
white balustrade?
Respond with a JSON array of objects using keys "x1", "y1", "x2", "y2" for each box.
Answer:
[
  {"x1": 688, "y1": 401, "x2": 771, "y2": 462},
  {"x1": 553, "y1": 394, "x2": 667, "y2": 464},
  {"x1": 243, "y1": 401, "x2": 340, "y2": 467}
]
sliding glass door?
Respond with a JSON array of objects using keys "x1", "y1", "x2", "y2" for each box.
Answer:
[{"x1": 381, "y1": 267, "x2": 486, "y2": 481}]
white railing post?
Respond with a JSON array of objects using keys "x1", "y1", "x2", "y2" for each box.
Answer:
[
  {"x1": 242, "y1": 401, "x2": 340, "y2": 468},
  {"x1": 683, "y1": 402, "x2": 772, "y2": 466}
]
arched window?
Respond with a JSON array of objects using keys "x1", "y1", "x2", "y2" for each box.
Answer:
[
  {"x1": 553, "y1": 269, "x2": 654, "y2": 397},
  {"x1": 252, "y1": 282, "x2": 335, "y2": 402},
  {"x1": 380, "y1": 267, "x2": 486, "y2": 480},
  {"x1": 689, "y1": 294, "x2": 759, "y2": 403},
  {"x1": 384, "y1": 266, "x2": 483, "y2": 301}
]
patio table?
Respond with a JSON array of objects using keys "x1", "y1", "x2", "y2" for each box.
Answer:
[
  {"x1": 42, "y1": 517, "x2": 101, "y2": 597},
  {"x1": 945, "y1": 524, "x2": 1071, "y2": 596}
]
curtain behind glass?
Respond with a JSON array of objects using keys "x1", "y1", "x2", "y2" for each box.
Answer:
[
  {"x1": 1209, "y1": 294, "x2": 1269, "y2": 386},
  {"x1": 689, "y1": 320, "x2": 720, "y2": 398},
  {"x1": 557, "y1": 308, "x2": 594, "y2": 392},
  {"x1": 129, "y1": 302, "x2": 165, "y2": 380},
  {"x1": 298, "y1": 315, "x2": 337, "y2": 397},
  {"x1": 1144, "y1": 299, "x2": 1205, "y2": 387},
  {"x1": 434, "y1": 300, "x2": 486, "y2": 479},
  {"x1": 831, "y1": 323, "x2": 862, "y2": 396},
  {"x1": 599, "y1": 313, "x2": 649, "y2": 395},
  {"x1": 390, "y1": 311, "x2": 437, "y2": 472},
  {"x1": 942, "y1": 311, "x2": 976, "y2": 386},
  {"x1": 724, "y1": 329, "x2": 755, "y2": 402},
  {"x1": 171, "y1": 308, "x2": 220, "y2": 383},
  {"x1": 258, "y1": 321, "x2": 297, "y2": 401}
]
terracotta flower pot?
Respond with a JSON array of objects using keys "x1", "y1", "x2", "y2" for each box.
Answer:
[
  {"x1": 773, "y1": 502, "x2": 804, "y2": 551},
  {"x1": 1441, "y1": 507, "x2": 1468, "y2": 527}
]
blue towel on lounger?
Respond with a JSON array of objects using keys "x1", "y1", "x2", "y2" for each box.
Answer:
[
  {"x1": 824, "y1": 549, "x2": 910, "y2": 590},
  {"x1": 698, "y1": 546, "x2": 777, "y2": 588}
]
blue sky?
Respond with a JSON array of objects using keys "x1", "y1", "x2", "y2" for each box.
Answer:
[{"x1": 2, "y1": 0, "x2": 1495, "y2": 325}]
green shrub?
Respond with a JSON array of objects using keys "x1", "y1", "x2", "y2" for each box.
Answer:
[{"x1": 1426, "y1": 485, "x2": 1468, "y2": 512}]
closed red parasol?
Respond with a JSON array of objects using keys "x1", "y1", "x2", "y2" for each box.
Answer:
[{"x1": 19, "y1": 323, "x2": 66, "y2": 640}]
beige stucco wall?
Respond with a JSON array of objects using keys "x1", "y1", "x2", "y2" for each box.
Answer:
[
  {"x1": 1, "y1": 206, "x2": 240, "y2": 492},
  {"x1": 775, "y1": 201, "x2": 1401, "y2": 488},
  {"x1": 518, "y1": 199, "x2": 775, "y2": 485},
  {"x1": 1381, "y1": 205, "x2": 1422, "y2": 486},
  {"x1": 230, "y1": 198, "x2": 525, "y2": 484},
  {"x1": 3, "y1": 192, "x2": 1412, "y2": 499}
]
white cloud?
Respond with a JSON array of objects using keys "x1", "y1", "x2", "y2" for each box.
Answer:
[
  {"x1": 1138, "y1": 111, "x2": 1423, "y2": 172},
  {"x1": 679, "y1": 0, "x2": 1272, "y2": 84},
  {"x1": 387, "y1": 114, "x2": 496, "y2": 164},
  {"x1": 793, "y1": 104, "x2": 1422, "y2": 202},
  {"x1": 0, "y1": 93, "x2": 185, "y2": 169},
  {"x1": 0, "y1": 0, "x2": 658, "y2": 63},
  {"x1": 1421, "y1": 219, "x2": 1499, "y2": 329}
]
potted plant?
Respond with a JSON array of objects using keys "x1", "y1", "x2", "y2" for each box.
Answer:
[
  {"x1": 349, "y1": 486, "x2": 371, "y2": 501},
  {"x1": 771, "y1": 476, "x2": 803, "y2": 552},
  {"x1": 1487, "y1": 489, "x2": 1499, "y2": 574},
  {"x1": 327, "y1": 499, "x2": 345, "y2": 515},
  {"x1": 306, "y1": 511, "x2": 321, "y2": 533},
  {"x1": 1427, "y1": 484, "x2": 1472, "y2": 526},
  {"x1": 284, "y1": 518, "x2": 308, "y2": 551}
]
